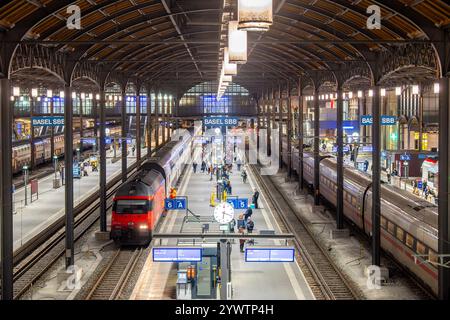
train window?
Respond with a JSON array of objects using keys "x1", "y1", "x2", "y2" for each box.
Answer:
[
  {"x1": 114, "y1": 200, "x2": 150, "y2": 214},
  {"x1": 405, "y1": 233, "x2": 415, "y2": 249},
  {"x1": 428, "y1": 250, "x2": 438, "y2": 264},
  {"x1": 380, "y1": 216, "x2": 387, "y2": 228},
  {"x1": 416, "y1": 241, "x2": 427, "y2": 255},
  {"x1": 387, "y1": 221, "x2": 395, "y2": 235},
  {"x1": 396, "y1": 227, "x2": 405, "y2": 242}
]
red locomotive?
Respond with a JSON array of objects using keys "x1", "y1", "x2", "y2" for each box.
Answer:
[{"x1": 111, "y1": 129, "x2": 193, "y2": 244}]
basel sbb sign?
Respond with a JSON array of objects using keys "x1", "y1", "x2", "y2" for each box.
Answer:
[
  {"x1": 203, "y1": 117, "x2": 239, "y2": 127},
  {"x1": 32, "y1": 116, "x2": 64, "y2": 127},
  {"x1": 360, "y1": 115, "x2": 397, "y2": 126}
]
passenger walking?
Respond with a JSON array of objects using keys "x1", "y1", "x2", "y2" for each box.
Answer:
[
  {"x1": 201, "y1": 160, "x2": 206, "y2": 173},
  {"x1": 193, "y1": 162, "x2": 198, "y2": 173},
  {"x1": 422, "y1": 180, "x2": 428, "y2": 197},
  {"x1": 244, "y1": 207, "x2": 253, "y2": 222},
  {"x1": 236, "y1": 158, "x2": 242, "y2": 171},
  {"x1": 239, "y1": 227, "x2": 246, "y2": 253},
  {"x1": 252, "y1": 189, "x2": 260, "y2": 209},
  {"x1": 241, "y1": 170, "x2": 247, "y2": 183},
  {"x1": 246, "y1": 218, "x2": 254, "y2": 234}
]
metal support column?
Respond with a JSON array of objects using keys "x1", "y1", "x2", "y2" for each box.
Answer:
[
  {"x1": 155, "y1": 91, "x2": 160, "y2": 149},
  {"x1": 278, "y1": 84, "x2": 283, "y2": 170},
  {"x1": 438, "y1": 76, "x2": 450, "y2": 300},
  {"x1": 1, "y1": 78, "x2": 13, "y2": 300},
  {"x1": 372, "y1": 85, "x2": 381, "y2": 266},
  {"x1": 50, "y1": 93, "x2": 55, "y2": 158},
  {"x1": 93, "y1": 94, "x2": 98, "y2": 153},
  {"x1": 266, "y1": 89, "x2": 271, "y2": 157},
  {"x1": 136, "y1": 90, "x2": 141, "y2": 164},
  {"x1": 287, "y1": 81, "x2": 292, "y2": 178},
  {"x1": 99, "y1": 89, "x2": 107, "y2": 232},
  {"x1": 79, "y1": 93, "x2": 83, "y2": 152},
  {"x1": 30, "y1": 91, "x2": 35, "y2": 169},
  {"x1": 162, "y1": 96, "x2": 166, "y2": 144},
  {"x1": 121, "y1": 90, "x2": 127, "y2": 183},
  {"x1": 146, "y1": 90, "x2": 152, "y2": 157},
  {"x1": 314, "y1": 88, "x2": 320, "y2": 205},
  {"x1": 298, "y1": 80, "x2": 304, "y2": 191},
  {"x1": 336, "y1": 87, "x2": 344, "y2": 229},
  {"x1": 64, "y1": 85, "x2": 74, "y2": 268}
]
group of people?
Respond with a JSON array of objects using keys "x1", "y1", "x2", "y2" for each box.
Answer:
[{"x1": 412, "y1": 179, "x2": 436, "y2": 203}]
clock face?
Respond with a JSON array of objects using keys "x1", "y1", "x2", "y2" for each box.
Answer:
[{"x1": 214, "y1": 202, "x2": 235, "y2": 224}]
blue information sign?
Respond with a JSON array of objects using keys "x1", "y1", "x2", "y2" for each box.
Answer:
[
  {"x1": 332, "y1": 146, "x2": 350, "y2": 153},
  {"x1": 226, "y1": 198, "x2": 248, "y2": 209},
  {"x1": 360, "y1": 115, "x2": 397, "y2": 126},
  {"x1": 165, "y1": 198, "x2": 187, "y2": 210},
  {"x1": 418, "y1": 181, "x2": 423, "y2": 189},
  {"x1": 381, "y1": 115, "x2": 397, "y2": 126},
  {"x1": 105, "y1": 137, "x2": 112, "y2": 144},
  {"x1": 203, "y1": 117, "x2": 239, "y2": 127},
  {"x1": 360, "y1": 115, "x2": 373, "y2": 126},
  {"x1": 400, "y1": 154, "x2": 411, "y2": 161},
  {"x1": 32, "y1": 116, "x2": 64, "y2": 127},
  {"x1": 245, "y1": 248, "x2": 295, "y2": 262},
  {"x1": 153, "y1": 247, "x2": 202, "y2": 262},
  {"x1": 82, "y1": 138, "x2": 96, "y2": 145},
  {"x1": 73, "y1": 165, "x2": 81, "y2": 178}
]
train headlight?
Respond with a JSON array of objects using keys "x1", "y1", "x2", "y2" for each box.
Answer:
[{"x1": 139, "y1": 224, "x2": 149, "y2": 230}]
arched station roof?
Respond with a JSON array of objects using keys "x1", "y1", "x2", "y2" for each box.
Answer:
[{"x1": 0, "y1": 0, "x2": 448, "y2": 94}]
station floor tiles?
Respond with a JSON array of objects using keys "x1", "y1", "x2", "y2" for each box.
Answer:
[
  {"x1": 11, "y1": 147, "x2": 148, "y2": 251},
  {"x1": 132, "y1": 155, "x2": 315, "y2": 300}
]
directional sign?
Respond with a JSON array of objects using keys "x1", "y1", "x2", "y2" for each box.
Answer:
[
  {"x1": 245, "y1": 247, "x2": 295, "y2": 262},
  {"x1": 32, "y1": 116, "x2": 64, "y2": 127},
  {"x1": 203, "y1": 117, "x2": 239, "y2": 127},
  {"x1": 164, "y1": 198, "x2": 187, "y2": 210},
  {"x1": 105, "y1": 137, "x2": 112, "y2": 144},
  {"x1": 153, "y1": 247, "x2": 202, "y2": 262},
  {"x1": 73, "y1": 165, "x2": 81, "y2": 178},
  {"x1": 418, "y1": 181, "x2": 423, "y2": 189},
  {"x1": 82, "y1": 138, "x2": 96, "y2": 144}
]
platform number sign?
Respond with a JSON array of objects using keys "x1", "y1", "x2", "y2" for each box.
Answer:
[
  {"x1": 226, "y1": 198, "x2": 248, "y2": 209},
  {"x1": 165, "y1": 198, "x2": 187, "y2": 210}
]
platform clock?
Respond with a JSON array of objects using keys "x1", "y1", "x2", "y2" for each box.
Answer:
[{"x1": 214, "y1": 202, "x2": 235, "y2": 224}]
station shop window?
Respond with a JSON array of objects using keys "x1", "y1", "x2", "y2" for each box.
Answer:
[
  {"x1": 405, "y1": 233, "x2": 415, "y2": 249},
  {"x1": 396, "y1": 227, "x2": 405, "y2": 242}
]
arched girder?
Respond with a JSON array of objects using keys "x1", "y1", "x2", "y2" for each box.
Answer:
[
  {"x1": 247, "y1": 50, "x2": 309, "y2": 76},
  {"x1": 276, "y1": 10, "x2": 373, "y2": 63},
  {"x1": 263, "y1": 24, "x2": 355, "y2": 63},
  {"x1": 285, "y1": 0, "x2": 396, "y2": 50}
]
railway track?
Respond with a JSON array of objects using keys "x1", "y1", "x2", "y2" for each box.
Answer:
[
  {"x1": 248, "y1": 164, "x2": 362, "y2": 300},
  {"x1": 9, "y1": 146, "x2": 166, "y2": 299},
  {"x1": 85, "y1": 248, "x2": 144, "y2": 300}
]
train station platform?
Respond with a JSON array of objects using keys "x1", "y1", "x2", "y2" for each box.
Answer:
[
  {"x1": 131, "y1": 149, "x2": 315, "y2": 300},
  {"x1": 11, "y1": 146, "x2": 149, "y2": 251}
]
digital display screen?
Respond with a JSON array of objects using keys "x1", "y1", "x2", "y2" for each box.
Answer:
[
  {"x1": 245, "y1": 248, "x2": 295, "y2": 262},
  {"x1": 153, "y1": 248, "x2": 202, "y2": 262}
]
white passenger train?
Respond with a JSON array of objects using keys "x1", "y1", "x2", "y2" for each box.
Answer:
[{"x1": 281, "y1": 138, "x2": 438, "y2": 296}]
